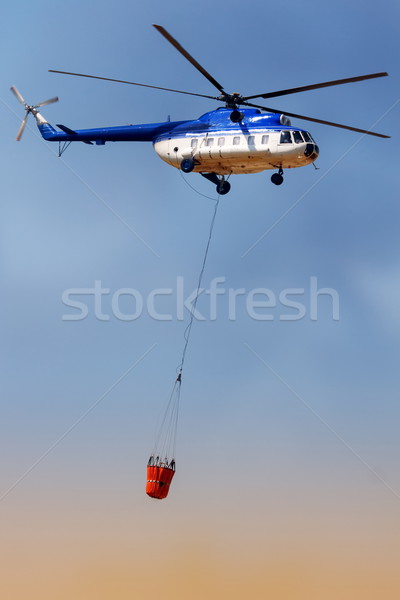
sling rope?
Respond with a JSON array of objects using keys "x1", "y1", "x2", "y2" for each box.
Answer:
[
  {"x1": 178, "y1": 194, "x2": 221, "y2": 375},
  {"x1": 149, "y1": 194, "x2": 221, "y2": 465}
]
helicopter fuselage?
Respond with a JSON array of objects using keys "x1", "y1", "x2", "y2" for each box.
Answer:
[{"x1": 37, "y1": 106, "x2": 319, "y2": 176}]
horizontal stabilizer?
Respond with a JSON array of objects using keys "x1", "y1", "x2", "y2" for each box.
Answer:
[
  {"x1": 56, "y1": 123, "x2": 77, "y2": 135},
  {"x1": 56, "y1": 123, "x2": 93, "y2": 144}
]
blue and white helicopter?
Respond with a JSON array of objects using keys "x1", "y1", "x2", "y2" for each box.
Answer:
[{"x1": 11, "y1": 25, "x2": 389, "y2": 195}]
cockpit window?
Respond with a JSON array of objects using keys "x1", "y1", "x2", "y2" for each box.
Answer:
[
  {"x1": 302, "y1": 131, "x2": 311, "y2": 142},
  {"x1": 293, "y1": 131, "x2": 304, "y2": 144},
  {"x1": 280, "y1": 131, "x2": 292, "y2": 144}
]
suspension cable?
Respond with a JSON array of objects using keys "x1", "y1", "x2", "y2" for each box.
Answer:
[
  {"x1": 177, "y1": 194, "x2": 221, "y2": 376},
  {"x1": 149, "y1": 194, "x2": 221, "y2": 463}
]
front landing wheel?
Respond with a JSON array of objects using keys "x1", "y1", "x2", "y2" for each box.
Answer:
[{"x1": 181, "y1": 158, "x2": 195, "y2": 173}]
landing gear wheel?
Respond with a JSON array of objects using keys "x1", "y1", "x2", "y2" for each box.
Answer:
[
  {"x1": 200, "y1": 172, "x2": 231, "y2": 194},
  {"x1": 271, "y1": 169, "x2": 284, "y2": 185},
  {"x1": 216, "y1": 180, "x2": 231, "y2": 195},
  {"x1": 181, "y1": 158, "x2": 195, "y2": 173}
]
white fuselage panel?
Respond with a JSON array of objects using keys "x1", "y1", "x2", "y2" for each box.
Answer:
[{"x1": 154, "y1": 130, "x2": 317, "y2": 174}]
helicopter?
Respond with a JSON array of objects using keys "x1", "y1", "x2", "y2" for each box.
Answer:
[{"x1": 11, "y1": 24, "x2": 389, "y2": 195}]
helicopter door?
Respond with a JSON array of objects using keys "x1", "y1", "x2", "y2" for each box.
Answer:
[{"x1": 197, "y1": 134, "x2": 217, "y2": 159}]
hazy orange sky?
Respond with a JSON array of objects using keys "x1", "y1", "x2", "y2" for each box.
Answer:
[
  {"x1": 2, "y1": 0, "x2": 400, "y2": 598},
  {"x1": 2, "y1": 453, "x2": 400, "y2": 599}
]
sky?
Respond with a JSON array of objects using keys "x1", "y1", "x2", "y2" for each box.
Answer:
[{"x1": 1, "y1": 1, "x2": 400, "y2": 598}]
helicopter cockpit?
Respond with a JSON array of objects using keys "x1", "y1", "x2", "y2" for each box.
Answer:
[{"x1": 280, "y1": 130, "x2": 315, "y2": 144}]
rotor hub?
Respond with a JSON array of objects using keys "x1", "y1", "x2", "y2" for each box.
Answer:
[{"x1": 217, "y1": 92, "x2": 244, "y2": 109}]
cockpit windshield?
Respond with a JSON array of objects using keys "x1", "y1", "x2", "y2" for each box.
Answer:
[
  {"x1": 280, "y1": 130, "x2": 316, "y2": 144},
  {"x1": 293, "y1": 131, "x2": 304, "y2": 144}
]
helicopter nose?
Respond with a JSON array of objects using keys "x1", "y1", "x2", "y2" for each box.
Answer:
[{"x1": 304, "y1": 143, "x2": 319, "y2": 160}]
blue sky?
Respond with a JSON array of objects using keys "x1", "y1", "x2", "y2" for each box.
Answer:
[{"x1": 1, "y1": 2, "x2": 400, "y2": 598}]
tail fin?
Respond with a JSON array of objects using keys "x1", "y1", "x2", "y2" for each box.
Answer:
[{"x1": 34, "y1": 111, "x2": 59, "y2": 140}]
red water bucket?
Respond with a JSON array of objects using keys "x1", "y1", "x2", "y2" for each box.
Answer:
[{"x1": 146, "y1": 465, "x2": 175, "y2": 500}]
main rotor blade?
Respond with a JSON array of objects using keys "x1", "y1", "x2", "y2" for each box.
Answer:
[
  {"x1": 48, "y1": 70, "x2": 218, "y2": 101},
  {"x1": 242, "y1": 72, "x2": 389, "y2": 101},
  {"x1": 153, "y1": 24, "x2": 226, "y2": 94},
  {"x1": 35, "y1": 96, "x2": 59, "y2": 108},
  {"x1": 16, "y1": 112, "x2": 29, "y2": 141},
  {"x1": 243, "y1": 101, "x2": 390, "y2": 138},
  {"x1": 10, "y1": 85, "x2": 26, "y2": 105}
]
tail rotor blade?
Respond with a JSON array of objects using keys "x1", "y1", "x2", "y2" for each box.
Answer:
[
  {"x1": 16, "y1": 112, "x2": 29, "y2": 141},
  {"x1": 10, "y1": 85, "x2": 26, "y2": 105},
  {"x1": 35, "y1": 96, "x2": 59, "y2": 108}
]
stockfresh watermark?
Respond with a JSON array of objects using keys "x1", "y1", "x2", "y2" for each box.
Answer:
[{"x1": 61, "y1": 276, "x2": 339, "y2": 323}]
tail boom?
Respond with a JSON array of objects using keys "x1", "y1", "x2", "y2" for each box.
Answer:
[{"x1": 37, "y1": 120, "x2": 185, "y2": 143}]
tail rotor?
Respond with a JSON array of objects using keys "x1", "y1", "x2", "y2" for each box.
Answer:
[{"x1": 10, "y1": 86, "x2": 58, "y2": 140}]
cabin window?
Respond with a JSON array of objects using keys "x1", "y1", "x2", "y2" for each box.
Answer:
[
  {"x1": 280, "y1": 131, "x2": 292, "y2": 144},
  {"x1": 206, "y1": 137, "x2": 214, "y2": 147},
  {"x1": 247, "y1": 135, "x2": 255, "y2": 145},
  {"x1": 218, "y1": 137, "x2": 225, "y2": 146},
  {"x1": 261, "y1": 135, "x2": 269, "y2": 144},
  {"x1": 293, "y1": 131, "x2": 304, "y2": 144},
  {"x1": 302, "y1": 131, "x2": 311, "y2": 142},
  {"x1": 233, "y1": 136, "x2": 240, "y2": 145},
  {"x1": 191, "y1": 138, "x2": 198, "y2": 148}
]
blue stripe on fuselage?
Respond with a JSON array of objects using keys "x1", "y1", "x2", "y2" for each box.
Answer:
[{"x1": 38, "y1": 107, "x2": 308, "y2": 144}]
